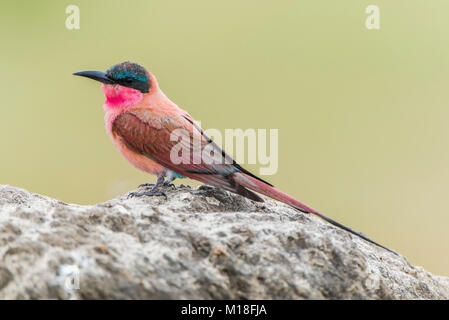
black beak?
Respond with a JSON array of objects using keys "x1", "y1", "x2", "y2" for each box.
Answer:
[{"x1": 73, "y1": 70, "x2": 115, "y2": 84}]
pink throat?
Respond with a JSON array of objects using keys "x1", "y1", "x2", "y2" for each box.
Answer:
[{"x1": 102, "y1": 84, "x2": 143, "y2": 110}]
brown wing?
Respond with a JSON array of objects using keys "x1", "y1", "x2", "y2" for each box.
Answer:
[{"x1": 112, "y1": 108, "x2": 264, "y2": 202}]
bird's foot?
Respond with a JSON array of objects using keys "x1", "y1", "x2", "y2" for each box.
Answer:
[
  {"x1": 131, "y1": 175, "x2": 166, "y2": 198},
  {"x1": 128, "y1": 190, "x2": 167, "y2": 198},
  {"x1": 162, "y1": 181, "x2": 175, "y2": 187},
  {"x1": 139, "y1": 183, "x2": 154, "y2": 188}
]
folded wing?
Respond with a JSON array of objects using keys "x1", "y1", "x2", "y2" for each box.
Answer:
[{"x1": 112, "y1": 108, "x2": 267, "y2": 201}]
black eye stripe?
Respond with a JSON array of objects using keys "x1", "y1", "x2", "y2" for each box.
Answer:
[
  {"x1": 115, "y1": 77, "x2": 134, "y2": 85},
  {"x1": 114, "y1": 78, "x2": 150, "y2": 93}
]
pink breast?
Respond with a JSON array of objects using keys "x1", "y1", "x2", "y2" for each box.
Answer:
[{"x1": 102, "y1": 84, "x2": 143, "y2": 109}]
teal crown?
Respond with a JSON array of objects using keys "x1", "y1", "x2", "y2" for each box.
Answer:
[{"x1": 106, "y1": 61, "x2": 150, "y2": 93}]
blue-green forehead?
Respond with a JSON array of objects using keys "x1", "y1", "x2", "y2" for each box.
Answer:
[
  {"x1": 111, "y1": 69, "x2": 148, "y2": 82},
  {"x1": 107, "y1": 63, "x2": 149, "y2": 82}
]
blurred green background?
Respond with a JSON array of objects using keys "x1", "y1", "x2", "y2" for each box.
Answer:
[{"x1": 1, "y1": 1, "x2": 448, "y2": 276}]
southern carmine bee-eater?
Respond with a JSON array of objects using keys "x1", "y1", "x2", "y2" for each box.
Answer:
[{"x1": 74, "y1": 61, "x2": 397, "y2": 255}]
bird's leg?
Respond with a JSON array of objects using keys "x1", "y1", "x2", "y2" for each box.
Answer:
[
  {"x1": 129, "y1": 175, "x2": 166, "y2": 197},
  {"x1": 162, "y1": 177, "x2": 175, "y2": 186},
  {"x1": 162, "y1": 170, "x2": 177, "y2": 186}
]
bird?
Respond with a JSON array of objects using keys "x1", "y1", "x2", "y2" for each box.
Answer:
[{"x1": 74, "y1": 61, "x2": 397, "y2": 255}]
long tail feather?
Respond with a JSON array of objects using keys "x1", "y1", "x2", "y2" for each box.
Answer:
[{"x1": 234, "y1": 172, "x2": 398, "y2": 255}]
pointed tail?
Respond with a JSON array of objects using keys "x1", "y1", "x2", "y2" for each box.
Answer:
[{"x1": 233, "y1": 172, "x2": 398, "y2": 255}]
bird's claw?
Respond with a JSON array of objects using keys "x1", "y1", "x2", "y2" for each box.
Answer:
[
  {"x1": 128, "y1": 191, "x2": 167, "y2": 198},
  {"x1": 162, "y1": 182, "x2": 175, "y2": 187},
  {"x1": 139, "y1": 183, "x2": 154, "y2": 188}
]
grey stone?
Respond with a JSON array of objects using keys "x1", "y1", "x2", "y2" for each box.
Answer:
[{"x1": 0, "y1": 184, "x2": 447, "y2": 299}]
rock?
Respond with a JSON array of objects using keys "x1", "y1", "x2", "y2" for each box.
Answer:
[{"x1": 0, "y1": 184, "x2": 447, "y2": 300}]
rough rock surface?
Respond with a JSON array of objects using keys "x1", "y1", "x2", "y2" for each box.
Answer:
[{"x1": 0, "y1": 184, "x2": 447, "y2": 299}]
